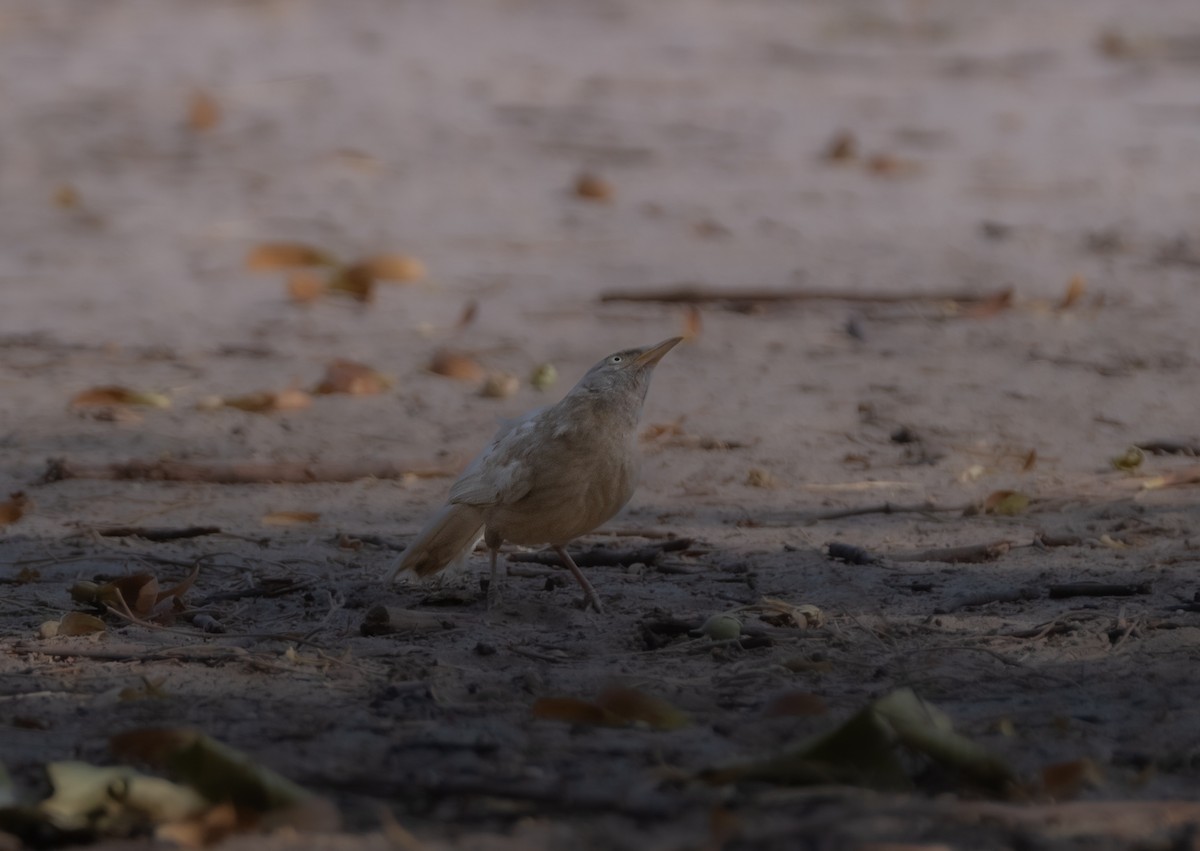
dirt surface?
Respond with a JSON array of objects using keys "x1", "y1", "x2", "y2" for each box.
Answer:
[{"x1": 3, "y1": 0, "x2": 1200, "y2": 848}]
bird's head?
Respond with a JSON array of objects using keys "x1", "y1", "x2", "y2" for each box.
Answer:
[{"x1": 572, "y1": 337, "x2": 682, "y2": 409}]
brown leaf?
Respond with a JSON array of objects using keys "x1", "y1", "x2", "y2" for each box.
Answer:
[
  {"x1": 327, "y1": 263, "x2": 375, "y2": 303},
  {"x1": 58, "y1": 611, "x2": 107, "y2": 636},
  {"x1": 1141, "y1": 465, "x2": 1200, "y2": 490},
  {"x1": 762, "y1": 691, "x2": 829, "y2": 718},
  {"x1": 594, "y1": 687, "x2": 690, "y2": 730},
  {"x1": 428, "y1": 349, "x2": 485, "y2": 382},
  {"x1": 361, "y1": 253, "x2": 426, "y2": 283},
  {"x1": 455, "y1": 299, "x2": 479, "y2": 330},
  {"x1": 531, "y1": 697, "x2": 620, "y2": 726},
  {"x1": 960, "y1": 288, "x2": 1014, "y2": 319},
  {"x1": 313, "y1": 359, "x2": 391, "y2": 396},
  {"x1": 100, "y1": 574, "x2": 160, "y2": 616},
  {"x1": 217, "y1": 390, "x2": 312, "y2": 414},
  {"x1": 682, "y1": 305, "x2": 702, "y2": 340},
  {"x1": 479, "y1": 372, "x2": 519, "y2": 399},
  {"x1": 53, "y1": 184, "x2": 81, "y2": 209},
  {"x1": 982, "y1": 490, "x2": 1030, "y2": 516},
  {"x1": 866, "y1": 153, "x2": 922, "y2": 177},
  {"x1": 574, "y1": 172, "x2": 613, "y2": 202},
  {"x1": 157, "y1": 565, "x2": 200, "y2": 603},
  {"x1": 187, "y1": 89, "x2": 221, "y2": 132},
  {"x1": 1059, "y1": 275, "x2": 1086, "y2": 310},
  {"x1": 745, "y1": 467, "x2": 781, "y2": 488},
  {"x1": 1041, "y1": 758, "x2": 1103, "y2": 800},
  {"x1": 0, "y1": 491, "x2": 29, "y2": 526},
  {"x1": 261, "y1": 511, "x2": 320, "y2": 526},
  {"x1": 71, "y1": 386, "x2": 170, "y2": 408},
  {"x1": 245, "y1": 242, "x2": 333, "y2": 271},
  {"x1": 286, "y1": 271, "x2": 325, "y2": 304},
  {"x1": 532, "y1": 688, "x2": 689, "y2": 730},
  {"x1": 1021, "y1": 449, "x2": 1038, "y2": 472},
  {"x1": 823, "y1": 131, "x2": 857, "y2": 162}
]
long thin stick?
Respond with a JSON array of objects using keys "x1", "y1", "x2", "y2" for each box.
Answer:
[{"x1": 40, "y1": 457, "x2": 458, "y2": 485}]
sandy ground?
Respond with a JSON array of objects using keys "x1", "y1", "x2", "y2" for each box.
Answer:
[{"x1": 3, "y1": 0, "x2": 1200, "y2": 848}]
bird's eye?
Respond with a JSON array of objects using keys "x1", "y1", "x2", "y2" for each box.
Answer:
[{"x1": 610, "y1": 356, "x2": 622, "y2": 363}]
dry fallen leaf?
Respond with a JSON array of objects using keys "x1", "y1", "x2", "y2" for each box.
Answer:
[
  {"x1": 745, "y1": 467, "x2": 780, "y2": 488},
  {"x1": 455, "y1": 299, "x2": 479, "y2": 330},
  {"x1": 327, "y1": 264, "x2": 375, "y2": 303},
  {"x1": 1141, "y1": 465, "x2": 1200, "y2": 490},
  {"x1": 53, "y1": 184, "x2": 81, "y2": 209},
  {"x1": 57, "y1": 612, "x2": 108, "y2": 637},
  {"x1": 71, "y1": 386, "x2": 170, "y2": 409},
  {"x1": 313, "y1": 359, "x2": 391, "y2": 395},
  {"x1": 216, "y1": 390, "x2": 312, "y2": 414},
  {"x1": 682, "y1": 305, "x2": 702, "y2": 340},
  {"x1": 1041, "y1": 758, "x2": 1103, "y2": 800},
  {"x1": 1059, "y1": 275, "x2": 1086, "y2": 310},
  {"x1": 1111, "y1": 446, "x2": 1145, "y2": 472},
  {"x1": 286, "y1": 271, "x2": 325, "y2": 304},
  {"x1": 1021, "y1": 449, "x2": 1038, "y2": 472},
  {"x1": 245, "y1": 242, "x2": 333, "y2": 271},
  {"x1": 531, "y1": 697, "x2": 616, "y2": 726},
  {"x1": 0, "y1": 492, "x2": 29, "y2": 526},
  {"x1": 574, "y1": 172, "x2": 613, "y2": 202},
  {"x1": 187, "y1": 89, "x2": 221, "y2": 132},
  {"x1": 533, "y1": 687, "x2": 688, "y2": 730},
  {"x1": 480, "y1": 372, "x2": 519, "y2": 399},
  {"x1": 866, "y1": 153, "x2": 922, "y2": 177},
  {"x1": 428, "y1": 349, "x2": 485, "y2": 382},
  {"x1": 762, "y1": 691, "x2": 829, "y2": 718},
  {"x1": 982, "y1": 490, "x2": 1030, "y2": 516},
  {"x1": 361, "y1": 253, "x2": 426, "y2": 283},
  {"x1": 530, "y1": 362, "x2": 557, "y2": 392},
  {"x1": 261, "y1": 511, "x2": 320, "y2": 527},
  {"x1": 101, "y1": 574, "x2": 161, "y2": 616},
  {"x1": 962, "y1": 288, "x2": 1014, "y2": 319},
  {"x1": 823, "y1": 131, "x2": 857, "y2": 162}
]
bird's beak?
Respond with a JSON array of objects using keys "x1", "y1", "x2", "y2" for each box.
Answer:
[{"x1": 633, "y1": 337, "x2": 683, "y2": 369}]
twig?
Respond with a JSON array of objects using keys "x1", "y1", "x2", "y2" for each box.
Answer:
[
  {"x1": 892, "y1": 540, "x2": 1012, "y2": 563},
  {"x1": 936, "y1": 587, "x2": 1039, "y2": 614},
  {"x1": 1140, "y1": 465, "x2": 1200, "y2": 489},
  {"x1": 39, "y1": 457, "x2": 458, "y2": 485},
  {"x1": 1048, "y1": 581, "x2": 1152, "y2": 599},
  {"x1": 507, "y1": 538, "x2": 692, "y2": 568},
  {"x1": 806, "y1": 502, "x2": 965, "y2": 523},
  {"x1": 195, "y1": 578, "x2": 313, "y2": 606},
  {"x1": 10, "y1": 644, "x2": 249, "y2": 663},
  {"x1": 599, "y1": 286, "x2": 1011, "y2": 307},
  {"x1": 1135, "y1": 439, "x2": 1200, "y2": 456},
  {"x1": 94, "y1": 525, "x2": 221, "y2": 541}
]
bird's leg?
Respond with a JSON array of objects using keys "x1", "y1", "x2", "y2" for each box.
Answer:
[
  {"x1": 553, "y1": 545, "x2": 605, "y2": 614},
  {"x1": 486, "y1": 545, "x2": 503, "y2": 609}
]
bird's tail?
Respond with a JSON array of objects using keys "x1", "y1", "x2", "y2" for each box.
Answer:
[{"x1": 386, "y1": 503, "x2": 485, "y2": 583}]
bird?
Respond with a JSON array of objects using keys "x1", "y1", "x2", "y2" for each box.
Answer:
[{"x1": 386, "y1": 337, "x2": 681, "y2": 613}]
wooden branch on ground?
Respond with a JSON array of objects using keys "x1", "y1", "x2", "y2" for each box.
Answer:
[
  {"x1": 10, "y1": 643, "x2": 249, "y2": 663},
  {"x1": 1048, "y1": 581, "x2": 1153, "y2": 599},
  {"x1": 39, "y1": 457, "x2": 458, "y2": 485},
  {"x1": 507, "y1": 538, "x2": 693, "y2": 568},
  {"x1": 936, "y1": 587, "x2": 1039, "y2": 614},
  {"x1": 892, "y1": 540, "x2": 1012, "y2": 564},
  {"x1": 807, "y1": 501, "x2": 967, "y2": 523},
  {"x1": 1134, "y1": 439, "x2": 1200, "y2": 456},
  {"x1": 95, "y1": 525, "x2": 221, "y2": 541},
  {"x1": 599, "y1": 286, "x2": 1011, "y2": 307}
]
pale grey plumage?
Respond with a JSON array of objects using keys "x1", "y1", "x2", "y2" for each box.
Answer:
[{"x1": 386, "y1": 337, "x2": 681, "y2": 612}]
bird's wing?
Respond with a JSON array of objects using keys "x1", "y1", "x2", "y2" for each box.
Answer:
[{"x1": 447, "y1": 410, "x2": 541, "y2": 507}]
